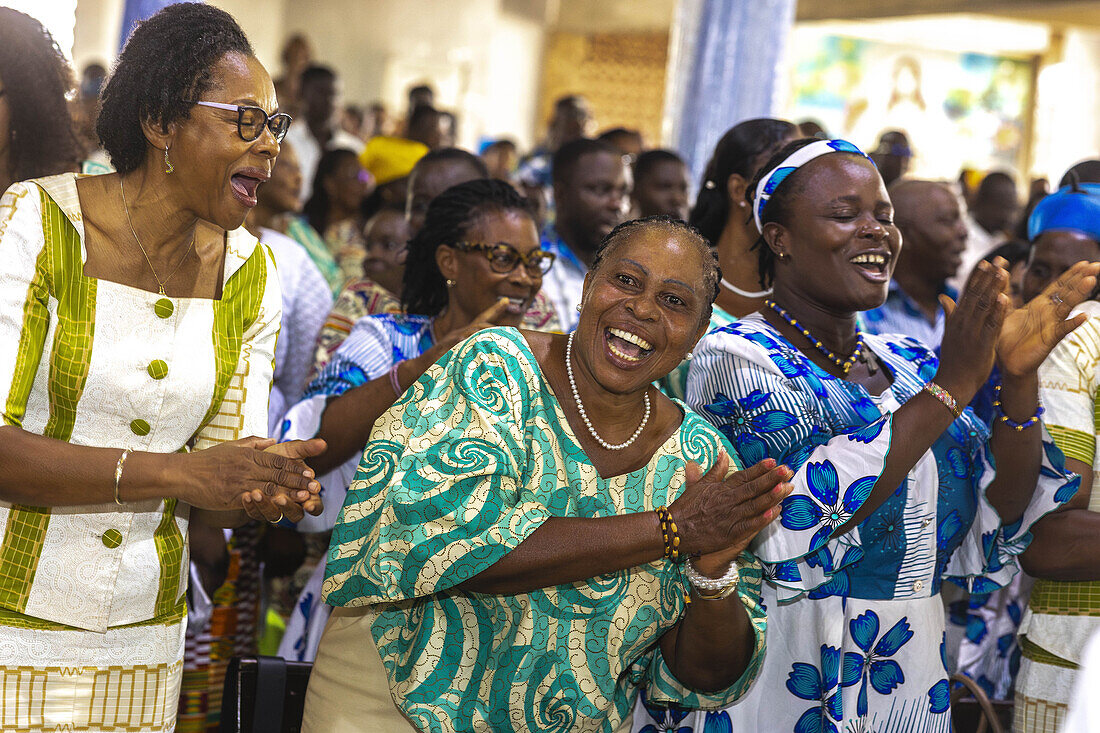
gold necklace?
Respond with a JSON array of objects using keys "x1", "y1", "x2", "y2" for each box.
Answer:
[{"x1": 119, "y1": 176, "x2": 194, "y2": 296}]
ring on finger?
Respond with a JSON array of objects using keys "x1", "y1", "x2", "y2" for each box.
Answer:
[
  {"x1": 1051, "y1": 293, "x2": 1065, "y2": 306},
  {"x1": 269, "y1": 512, "x2": 284, "y2": 525}
]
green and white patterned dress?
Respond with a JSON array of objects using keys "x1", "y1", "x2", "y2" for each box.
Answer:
[
  {"x1": 0, "y1": 174, "x2": 280, "y2": 732},
  {"x1": 304, "y1": 327, "x2": 766, "y2": 733}
]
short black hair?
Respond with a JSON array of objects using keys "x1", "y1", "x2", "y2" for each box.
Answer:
[
  {"x1": 412, "y1": 147, "x2": 489, "y2": 180},
  {"x1": 299, "y1": 64, "x2": 336, "y2": 91},
  {"x1": 633, "y1": 149, "x2": 685, "y2": 186},
  {"x1": 592, "y1": 216, "x2": 720, "y2": 327},
  {"x1": 977, "y1": 171, "x2": 1016, "y2": 199},
  {"x1": 0, "y1": 7, "x2": 82, "y2": 181},
  {"x1": 688, "y1": 118, "x2": 797, "y2": 246},
  {"x1": 96, "y1": 2, "x2": 253, "y2": 175},
  {"x1": 1059, "y1": 160, "x2": 1100, "y2": 188},
  {"x1": 551, "y1": 138, "x2": 620, "y2": 186},
  {"x1": 402, "y1": 179, "x2": 534, "y2": 316},
  {"x1": 597, "y1": 127, "x2": 641, "y2": 144}
]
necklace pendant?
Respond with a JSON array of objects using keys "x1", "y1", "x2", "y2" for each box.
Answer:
[
  {"x1": 158, "y1": 285, "x2": 166, "y2": 296},
  {"x1": 859, "y1": 350, "x2": 878, "y2": 375}
]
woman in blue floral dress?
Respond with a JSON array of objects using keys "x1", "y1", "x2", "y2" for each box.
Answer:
[{"x1": 633, "y1": 139, "x2": 1099, "y2": 733}]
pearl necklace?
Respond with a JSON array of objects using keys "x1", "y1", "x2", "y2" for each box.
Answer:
[
  {"x1": 565, "y1": 331, "x2": 651, "y2": 451},
  {"x1": 720, "y1": 277, "x2": 772, "y2": 299},
  {"x1": 765, "y1": 299, "x2": 865, "y2": 375}
]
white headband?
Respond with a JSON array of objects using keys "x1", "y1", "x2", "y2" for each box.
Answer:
[{"x1": 752, "y1": 139, "x2": 870, "y2": 232}]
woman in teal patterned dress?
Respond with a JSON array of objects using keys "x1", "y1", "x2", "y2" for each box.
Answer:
[{"x1": 301, "y1": 216, "x2": 793, "y2": 732}]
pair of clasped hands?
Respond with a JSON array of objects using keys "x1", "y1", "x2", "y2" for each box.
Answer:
[
  {"x1": 187, "y1": 436, "x2": 328, "y2": 523},
  {"x1": 665, "y1": 257, "x2": 1100, "y2": 578}
]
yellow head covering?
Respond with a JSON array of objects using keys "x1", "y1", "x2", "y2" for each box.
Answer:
[{"x1": 359, "y1": 136, "x2": 429, "y2": 186}]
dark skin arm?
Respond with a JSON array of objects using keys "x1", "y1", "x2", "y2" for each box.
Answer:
[
  {"x1": 1021, "y1": 457, "x2": 1100, "y2": 580},
  {"x1": 459, "y1": 454, "x2": 793, "y2": 693},
  {"x1": 0, "y1": 426, "x2": 325, "y2": 523}
]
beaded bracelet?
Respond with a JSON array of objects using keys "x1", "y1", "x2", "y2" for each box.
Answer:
[
  {"x1": 992, "y1": 384, "x2": 1045, "y2": 431},
  {"x1": 924, "y1": 381, "x2": 962, "y2": 419},
  {"x1": 655, "y1": 505, "x2": 681, "y2": 562},
  {"x1": 684, "y1": 557, "x2": 740, "y2": 600}
]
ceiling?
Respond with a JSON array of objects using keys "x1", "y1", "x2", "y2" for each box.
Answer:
[{"x1": 797, "y1": 0, "x2": 1100, "y2": 28}]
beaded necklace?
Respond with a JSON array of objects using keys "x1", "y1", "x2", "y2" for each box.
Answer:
[{"x1": 765, "y1": 299, "x2": 866, "y2": 375}]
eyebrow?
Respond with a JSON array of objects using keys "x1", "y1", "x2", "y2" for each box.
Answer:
[{"x1": 621, "y1": 258, "x2": 694, "y2": 290}]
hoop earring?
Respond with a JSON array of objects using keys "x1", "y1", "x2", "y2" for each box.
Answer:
[{"x1": 164, "y1": 147, "x2": 174, "y2": 175}]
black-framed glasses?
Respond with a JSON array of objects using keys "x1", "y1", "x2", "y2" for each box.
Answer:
[
  {"x1": 187, "y1": 101, "x2": 292, "y2": 143},
  {"x1": 452, "y1": 241, "x2": 555, "y2": 275}
]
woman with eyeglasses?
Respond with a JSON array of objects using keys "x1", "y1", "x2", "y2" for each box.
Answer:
[
  {"x1": 0, "y1": 6, "x2": 323, "y2": 730},
  {"x1": 302, "y1": 214, "x2": 788, "y2": 732}
]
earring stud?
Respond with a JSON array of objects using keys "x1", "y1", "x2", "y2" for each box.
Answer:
[{"x1": 446, "y1": 279, "x2": 455, "y2": 288}]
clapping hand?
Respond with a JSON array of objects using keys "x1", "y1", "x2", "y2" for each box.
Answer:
[{"x1": 995, "y1": 259, "x2": 1099, "y2": 377}]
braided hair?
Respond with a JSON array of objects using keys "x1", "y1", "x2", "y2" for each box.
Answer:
[
  {"x1": 0, "y1": 8, "x2": 82, "y2": 182},
  {"x1": 592, "y1": 215, "x2": 720, "y2": 327},
  {"x1": 97, "y1": 3, "x2": 253, "y2": 174},
  {"x1": 745, "y1": 137, "x2": 820, "y2": 288},
  {"x1": 401, "y1": 179, "x2": 534, "y2": 316},
  {"x1": 689, "y1": 118, "x2": 797, "y2": 246}
]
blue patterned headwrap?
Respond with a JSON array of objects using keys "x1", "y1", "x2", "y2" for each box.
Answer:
[
  {"x1": 752, "y1": 138, "x2": 870, "y2": 233},
  {"x1": 1027, "y1": 184, "x2": 1100, "y2": 243}
]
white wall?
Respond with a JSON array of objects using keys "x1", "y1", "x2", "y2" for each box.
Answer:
[{"x1": 1032, "y1": 28, "x2": 1100, "y2": 182}]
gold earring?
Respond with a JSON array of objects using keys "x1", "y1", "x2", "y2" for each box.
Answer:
[
  {"x1": 778, "y1": 252, "x2": 789, "y2": 261},
  {"x1": 164, "y1": 147, "x2": 174, "y2": 175},
  {"x1": 685, "y1": 351, "x2": 694, "y2": 360},
  {"x1": 446, "y1": 279, "x2": 455, "y2": 288}
]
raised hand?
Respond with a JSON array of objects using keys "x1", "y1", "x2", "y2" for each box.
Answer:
[
  {"x1": 935, "y1": 259, "x2": 1011, "y2": 403},
  {"x1": 997, "y1": 260, "x2": 1100, "y2": 377},
  {"x1": 669, "y1": 452, "x2": 792, "y2": 574}
]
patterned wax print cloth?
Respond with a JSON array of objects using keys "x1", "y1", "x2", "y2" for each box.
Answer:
[
  {"x1": 1015, "y1": 300, "x2": 1100, "y2": 732},
  {"x1": 316, "y1": 327, "x2": 767, "y2": 732},
  {"x1": 0, "y1": 174, "x2": 279, "y2": 732},
  {"x1": 323, "y1": 219, "x2": 370, "y2": 287},
  {"x1": 632, "y1": 313, "x2": 1076, "y2": 733}
]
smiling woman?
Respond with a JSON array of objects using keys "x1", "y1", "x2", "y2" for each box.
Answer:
[
  {"x1": 299, "y1": 215, "x2": 791, "y2": 732},
  {"x1": 650, "y1": 139, "x2": 1100, "y2": 733},
  {"x1": 0, "y1": 5, "x2": 324, "y2": 732}
]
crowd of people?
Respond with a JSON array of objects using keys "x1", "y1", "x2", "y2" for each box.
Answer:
[{"x1": 3, "y1": 3, "x2": 1100, "y2": 732}]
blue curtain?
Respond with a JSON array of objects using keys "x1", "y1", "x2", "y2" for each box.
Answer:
[
  {"x1": 664, "y1": 0, "x2": 797, "y2": 190},
  {"x1": 119, "y1": 0, "x2": 193, "y2": 51}
]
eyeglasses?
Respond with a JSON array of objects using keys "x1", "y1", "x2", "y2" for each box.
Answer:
[
  {"x1": 452, "y1": 241, "x2": 555, "y2": 275},
  {"x1": 187, "y1": 101, "x2": 292, "y2": 143}
]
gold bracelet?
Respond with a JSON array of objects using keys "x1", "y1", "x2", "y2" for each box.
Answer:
[{"x1": 113, "y1": 449, "x2": 131, "y2": 505}]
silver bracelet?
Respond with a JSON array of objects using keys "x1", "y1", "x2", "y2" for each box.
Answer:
[
  {"x1": 684, "y1": 557, "x2": 740, "y2": 593},
  {"x1": 113, "y1": 449, "x2": 131, "y2": 506}
]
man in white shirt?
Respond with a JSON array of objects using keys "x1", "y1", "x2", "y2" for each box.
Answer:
[
  {"x1": 284, "y1": 64, "x2": 364, "y2": 202},
  {"x1": 951, "y1": 171, "x2": 1018, "y2": 290}
]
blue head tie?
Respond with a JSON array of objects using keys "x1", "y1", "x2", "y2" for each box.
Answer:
[{"x1": 753, "y1": 138, "x2": 870, "y2": 233}]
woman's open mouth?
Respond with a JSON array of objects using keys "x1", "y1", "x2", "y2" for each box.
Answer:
[
  {"x1": 502, "y1": 296, "x2": 529, "y2": 315},
  {"x1": 606, "y1": 326, "x2": 654, "y2": 363},
  {"x1": 230, "y1": 170, "x2": 268, "y2": 208},
  {"x1": 849, "y1": 251, "x2": 891, "y2": 283}
]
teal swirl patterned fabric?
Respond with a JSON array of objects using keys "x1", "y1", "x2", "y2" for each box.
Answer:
[{"x1": 323, "y1": 327, "x2": 767, "y2": 732}]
